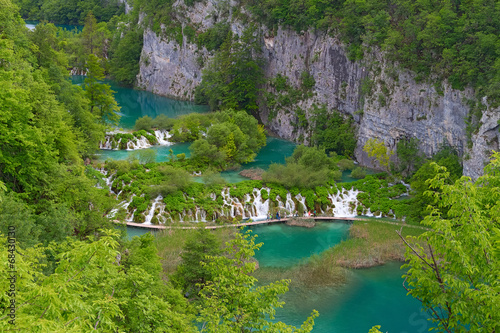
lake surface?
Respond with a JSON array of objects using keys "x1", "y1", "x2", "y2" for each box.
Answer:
[
  {"x1": 25, "y1": 20, "x2": 82, "y2": 31},
  {"x1": 276, "y1": 262, "x2": 429, "y2": 333},
  {"x1": 247, "y1": 222, "x2": 429, "y2": 333},
  {"x1": 247, "y1": 222, "x2": 351, "y2": 267},
  {"x1": 71, "y1": 76, "x2": 209, "y2": 129}
]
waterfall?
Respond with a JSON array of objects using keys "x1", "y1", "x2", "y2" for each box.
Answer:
[
  {"x1": 126, "y1": 209, "x2": 137, "y2": 222},
  {"x1": 285, "y1": 193, "x2": 295, "y2": 216},
  {"x1": 154, "y1": 129, "x2": 172, "y2": 145},
  {"x1": 249, "y1": 189, "x2": 268, "y2": 219},
  {"x1": 122, "y1": 194, "x2": 135, "y2": 210},
  {"x1": 328, "y1": 189, "x2": 359, "y2": 217},
  {"x1": 221, "y1": 188, "x2": 238, "y2": 218},
  {"x1": 144, "y1": 195, "x2": 163, "y2": 225},
  {"x1": 108, "y1": 200, "x2": 128, "y2": 218},
  {"x1": 276, "y1": 196, "x2": 285, "y2": 214},
  {"x1": 295, "y1": 194, "x2": 307, "y2": 215},
  {"x1": 100, "y1": 136, "x2": 113, "y2": 150},
  {"x1": 195, "y1": 207, "x2": 207, "y2": 222},
  {"x1": 105, "y1": 173, "x2": 116, "y2": 194},
  {"x1": 126, "y1": 136, "x2": 152, "y2": 150}
]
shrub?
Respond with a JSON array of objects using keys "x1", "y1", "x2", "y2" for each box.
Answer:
[
  {"x1": 134, "y1": 116, "x2": 154, "y2": 131},
  {"x1": 350, "y1": 167, "x2": 367, "y2": 179},
  {"x1": 337, "y1": 159, "x2": 355, "y2": 171}
]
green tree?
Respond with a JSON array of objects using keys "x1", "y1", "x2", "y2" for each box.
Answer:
[
  {"x1": 190, "y1": 140, "x2": 227, "y2": 168},
  {"x1": 195, "y1": 27, "x2": 264, "y2": 113},
  {"x1": 0, "y1": 230, "x2": 196, "y2": 332},
  {"x1": 400, "y1": 153, "x2": 500, "y2": 332},
  {"x1": 171, "y1": 228, "x2": 221, "y2": 296},
  {"x1": 84, "y1": 54, "x2": 121, "y2": 125},
  {"x1": 197, "y1": 231, "x2": 319, "y2": 332},
  {"x1": 394, "y1": 137, "x2": 424, "y2": 177},
  {"x1": 134, "y1": 116, "x2": 154, "y2": 131},
  {"x1": 263, "y1": 145, "x2": 339, "y2": 188},
  {"x1": 80, "y1": 11, "x2": 111, "y2": 58},
  {"x1": 311, "y1": 106, "x2": 357, "y2": 157},
  {"x1": 363, "y1": 138, "x2": 393, "y2": 171},
  {"x1": 109, "y1": 23, "x2": 144, "y2": 85}
]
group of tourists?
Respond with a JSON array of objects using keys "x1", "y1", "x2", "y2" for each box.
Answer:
[{"x1": 307, "y1": 210, "x2": 317, "y2": 217}]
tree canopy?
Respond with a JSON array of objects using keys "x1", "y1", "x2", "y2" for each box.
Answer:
[{"x1": 401, "y1": 153, "x2": 500, "y2": 332}]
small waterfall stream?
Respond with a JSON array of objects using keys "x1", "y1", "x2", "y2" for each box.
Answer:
[
  {"x1": 99, "y1": 129, "x2": 173, "y2": 150},
  {"x1": 154, "y1": 129, "x2": 172, "y2": 145},
  {"x1": 144, "y1": 196, "x2": 164, "y2": 225}
]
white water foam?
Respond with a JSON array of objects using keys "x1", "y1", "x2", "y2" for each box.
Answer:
[
  {"x1": 328, "y1": 189, "x2": 359, "y2": 217},
  {"x1": 144, "y1": 195, "x2": 164, "y2": 225}
]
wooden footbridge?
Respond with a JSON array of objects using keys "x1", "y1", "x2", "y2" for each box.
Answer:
[{"x1": 116, "y1": 216, "x2": 428, "y2": 230}]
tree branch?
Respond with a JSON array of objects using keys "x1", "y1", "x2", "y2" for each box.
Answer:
[{"x1": 396, "y1": 228, "x2": 433, "y2": 269}]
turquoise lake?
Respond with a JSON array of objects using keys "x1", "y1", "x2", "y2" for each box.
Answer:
[
  {"x1": 122, "y1": 222, "x2": 429, "y2": 332},
  {"x1": 247, "y1": 222, "x2": 429, "y2": 333},
  {"x1": 247, "y1": 222, "x2": 351, "y2": 267},
  {"x1": 71, "y1": 75, "x2": 209, "y2": 129},
  {"x1": 25, "y1": 20, "x2": 82, "y2": 31}
]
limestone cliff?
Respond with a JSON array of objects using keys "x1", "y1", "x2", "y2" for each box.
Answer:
[{"x1": 136, "y1": 1, "x2": 500, "y2": 179}]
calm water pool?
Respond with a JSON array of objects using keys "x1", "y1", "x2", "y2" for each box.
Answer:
[{"x1": 247, "y1": 222, "x2": 429, "y2": 332}]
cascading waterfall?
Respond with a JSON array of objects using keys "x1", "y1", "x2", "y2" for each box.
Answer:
[
  {"x1": 127, "y1": 209, "x2": 137, "y2": 222},
  {"x1": 221, "y1": 188, "x2": 243, "y2": 218},
  {"x1": 105, "y1": 173, "x2": 116, "y2": 194},
  {"x1": 144, "y1": 195, "x2": 163, "y2": 225},
  {"x1": 276, "y1": 196, "x2": 285, "y2": 214},
  {"x1": 328, "y1": 189, "x2": 359, "y2": 217},
  {"x1": 127, "y1": 136, "x2": 151, "y2": 150},
  {"x1": 295, "y1": 194, "x2": 307, "y2": 215},
  {"x1": 195, "y1": 207, "x2": 207, "y2": 222},
  {"x1": 285, "y1": 193, "x2": 295, "y2": 216},
  {"x1": 100, "y1": 130, "x2": 172, "y2": 151},
  {"x1": 100, "y1": 136, "x2": 113, "y2": 149},
  {"x1": 110, "y1": 184, "x2": 398, "y2": 225},
  {"x1": 154, "y1": 129, "x2": 172, "y2": 145},
  {"x1": 252, "y1": 188, "x2": 269, "y2": 219}
]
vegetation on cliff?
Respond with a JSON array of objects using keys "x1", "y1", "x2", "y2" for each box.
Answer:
[{"x1": 243, "y1": 0, "x2": 500, "y2": 102}]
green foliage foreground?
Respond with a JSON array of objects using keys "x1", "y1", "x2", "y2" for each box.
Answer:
[
  {"x1": 0, "y1": 229, "x2": 318, "y2": 332},
  {"x1": 402, "y1": 153, "x2": 500, "y2": 331},
  {"x1": 197, "y1": 231, "x2": 318, "y2": 332},
  {"x1": 0, "y1": 230, "x2": 195, "y2": 332}
]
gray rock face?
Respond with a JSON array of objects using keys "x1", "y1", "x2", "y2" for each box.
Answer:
[
  {"x1": 137, "y1": 29, "x2": 205, "y2": 101},
  {"x1": 463, "y1": 100, "x2": 500, "y2": 179},
  {"x1": 136, "y1": 2, "x2": 500, "y2": 179}
]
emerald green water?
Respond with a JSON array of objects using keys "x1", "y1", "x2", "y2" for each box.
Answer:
[
  {"x1": 275, "y1": 262, "x2": 429, "y2": 332},
  {"x1": 71, "y1": 76, "x2": 209, "y2": 129},
  {"x1": 248, "y1": 222, "x2": 351, "y2": 267},
  {"x1": 247, "y1": 222, "x2": 429, "y2": 332},
  {"x1": 25, "y1": 20, "x2": 82, "y2": 31}
]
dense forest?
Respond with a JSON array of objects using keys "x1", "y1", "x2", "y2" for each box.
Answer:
[{"x1": 1, "y1": 0, "x2": 499, "y2": 331}]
